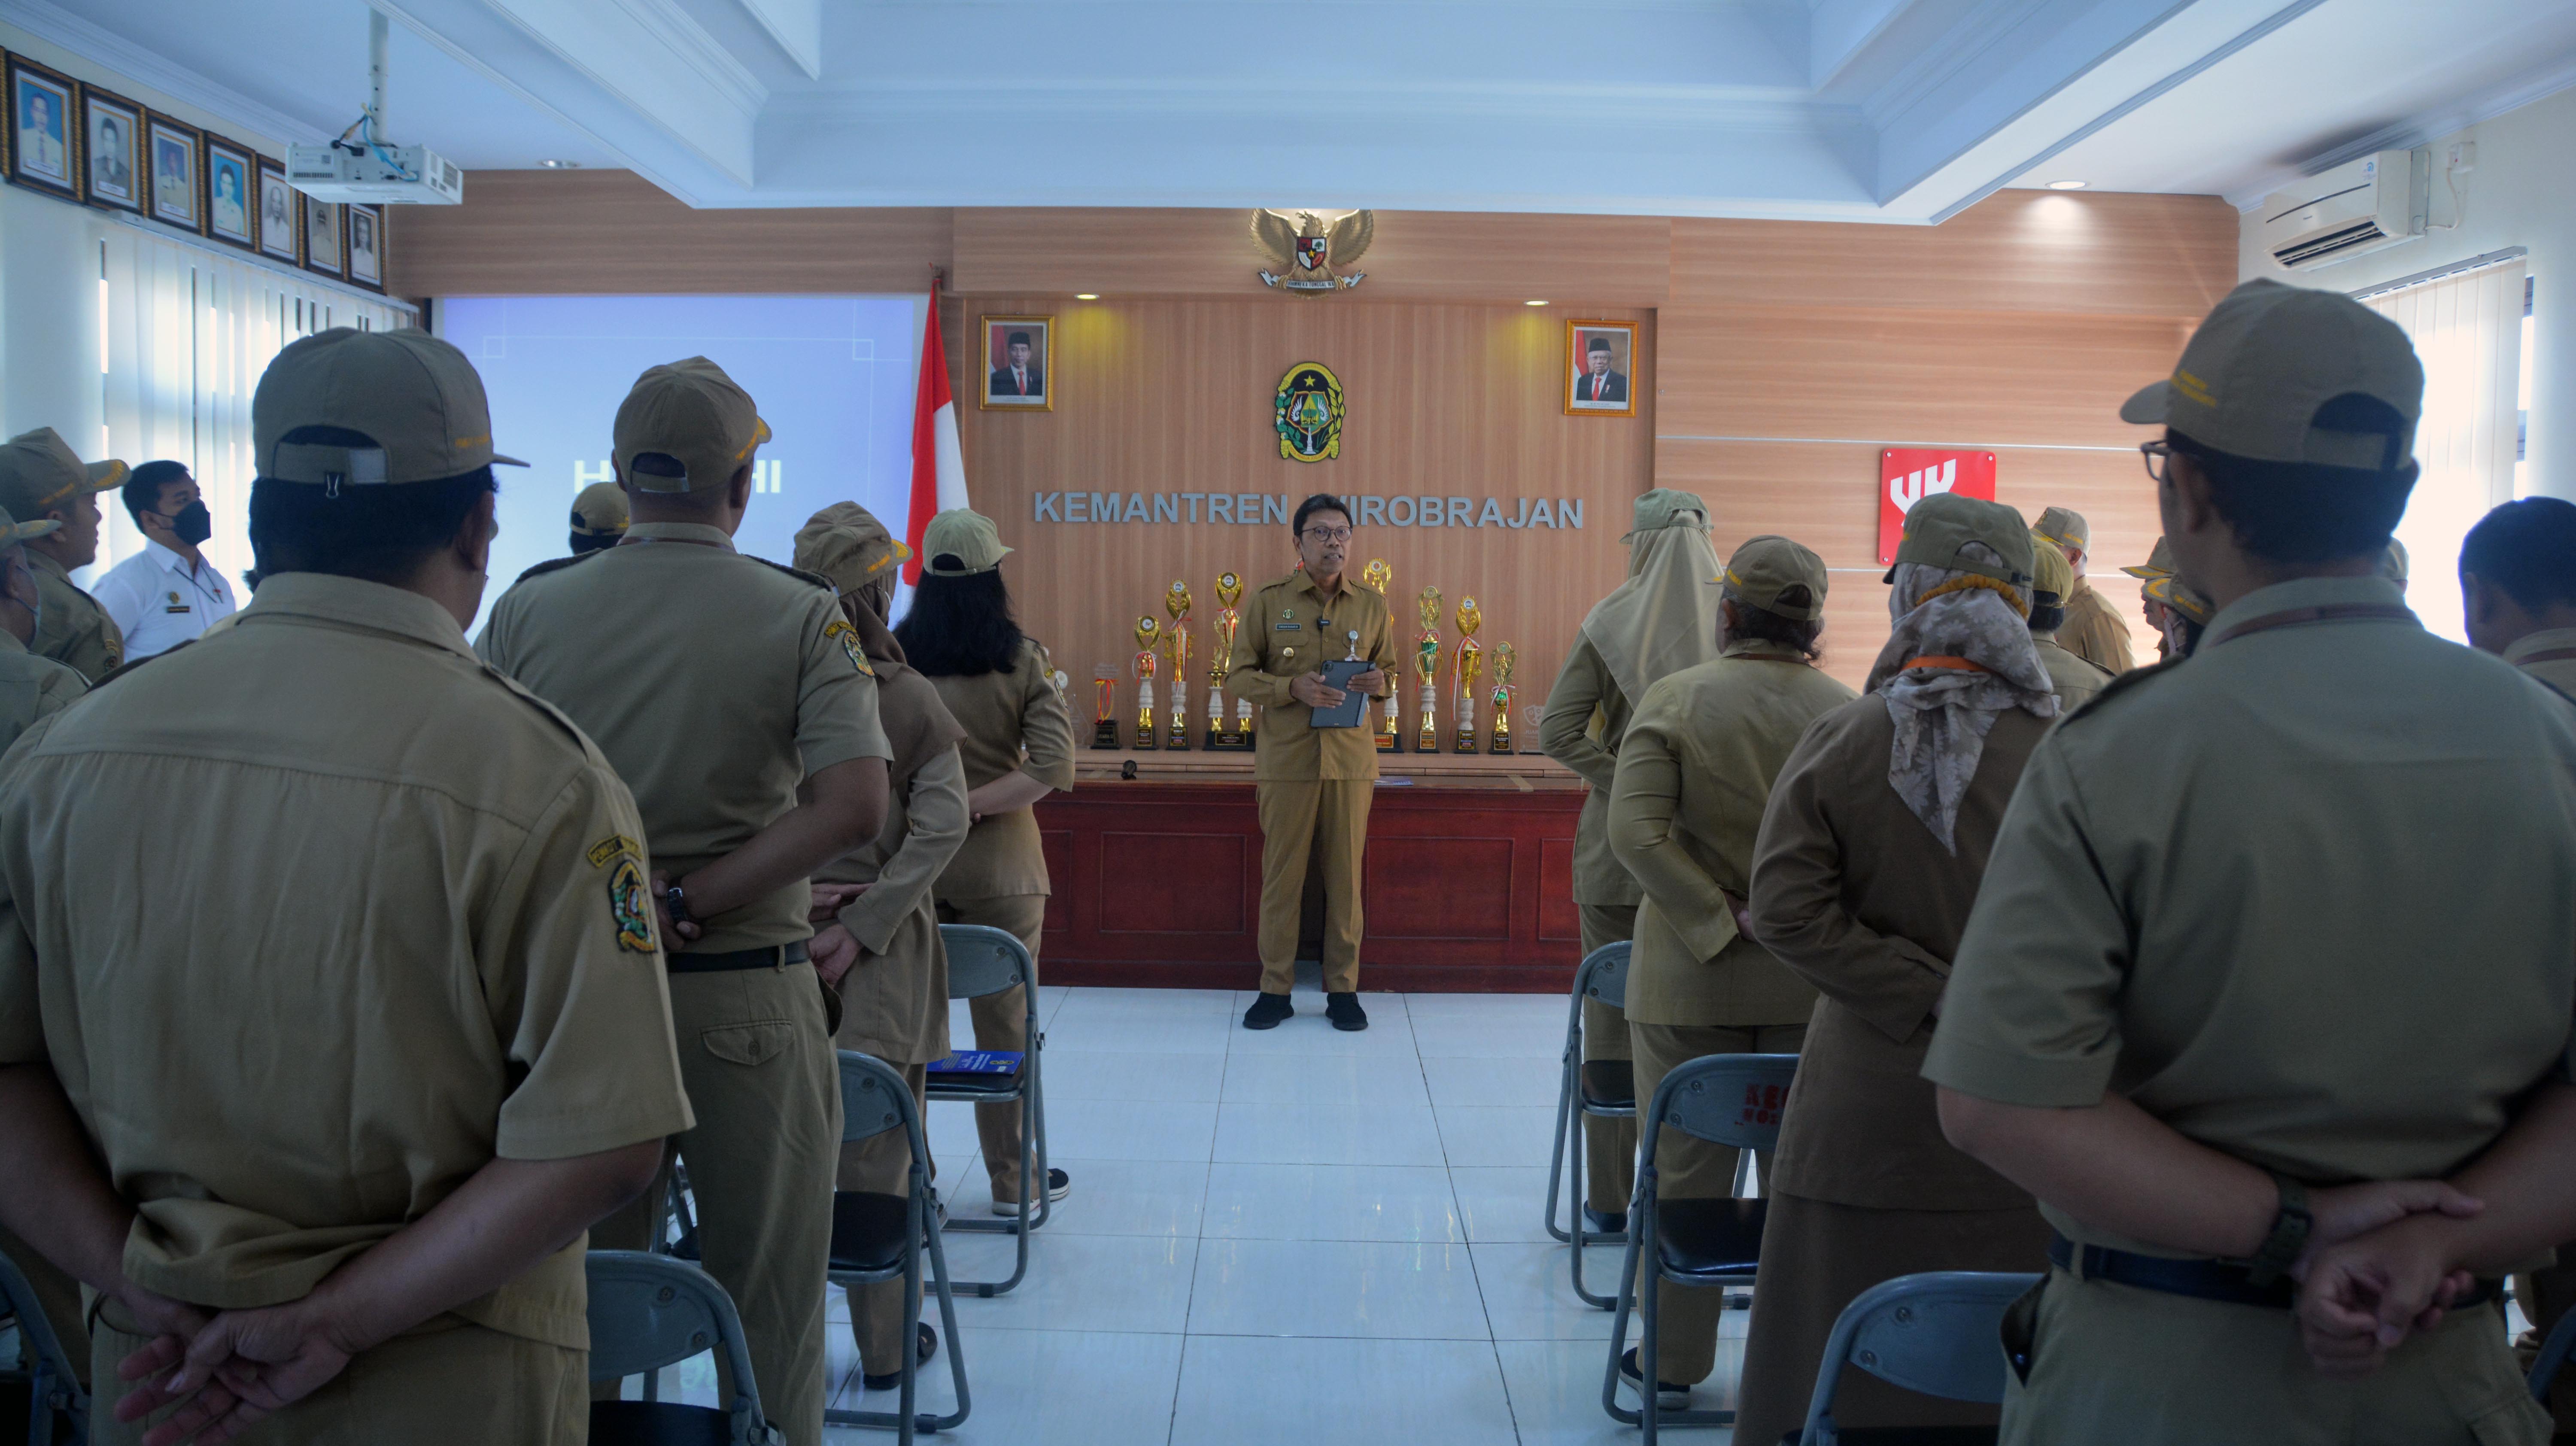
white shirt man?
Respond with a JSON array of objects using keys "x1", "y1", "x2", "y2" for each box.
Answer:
[{"x1": 92, "y1": 463, "x2": 235, "y2": 661}]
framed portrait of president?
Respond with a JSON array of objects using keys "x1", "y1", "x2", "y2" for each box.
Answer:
[
  {"x1": 979, "y1": 314, "x2": 1053, "y2": 412},
  {"x1": 1565, "y1": 319, "x2": 1639, "y2": 418}
]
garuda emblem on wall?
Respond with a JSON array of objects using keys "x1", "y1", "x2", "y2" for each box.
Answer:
[{"x1": 1252, "y1": 209, "x2": 1374, "y2": 294}]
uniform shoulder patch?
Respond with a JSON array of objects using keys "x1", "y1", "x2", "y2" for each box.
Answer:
[
  {"x1": 750, "y1": 556, "x2": 837, "y2": 591},
  {"x1": 823, "y1": 616, "x2": 877, "y2": 677},
  {"x1": 607, "y1": 854, "x2": 656, "y2": 954},
  {"x1": 2057, "y1": 656, "x2": 2182, "y2": 728},
  {"x1": 513, "y1": 550, "x2": 606, "y2": 585},
  {"x1": 586, "y1": 833, "x2": 642, "y2": 869}
]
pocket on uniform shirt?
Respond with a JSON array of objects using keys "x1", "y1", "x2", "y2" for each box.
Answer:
[{"x1": 701, "y1": 1019, "x2": 795, "y2": 1067}]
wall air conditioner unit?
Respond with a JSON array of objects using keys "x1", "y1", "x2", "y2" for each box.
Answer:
[{"x1": 2260, "y1": 148, "x2": 2429, "y2": 270}]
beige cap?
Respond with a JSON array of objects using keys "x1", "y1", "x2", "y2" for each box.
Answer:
[
  {"x1": 2120, "y1": 279, "x2": 2422, "y2": 470},
  {"x1": 2032, "y1": 506, "x2": 2089, "y2": 556},
  {"x1": 793, "y1": 501, "x2": 911, "y2": 594},
  {"x1": 2381, "y1": 538, "x2": 2410, "y2": 584},
  {"x1": 0, "y1": 428, "x2": 127, "y2": 519},
  {"x1": 570, "y1": 481, "x2": 629, "y2": 538},
  {"x1": 920, "y1": 508, "x2": 1011, "y2": 576},
  {"x1": 1886, "y1": 492, "x2": 2033, "y2": 589},
  {"x1": 2028, "y1": 534, "x2": 2075, "y2": 604},
  {"x1": 1721, "y1": 535, "x2": 1827, "y2": 621},
  {"x1": 2145, "y1": 572, "x2": 2215, "y2": 626},
  {"x1": 0, "y1": 503, "x2": 62, "y2": 546},
  {"x1": 2121, "y1": 536, "x2": 2178, "y2": 580},
  {"x1": 254, "y1": 328, "x2": 525, "y2": 486},
  {"x1": 1624, "y1": 488, "x2": 1710, "y2": 538},
  {"x1": 613, "y1": 357, "x2": 771, "y2": 494}
]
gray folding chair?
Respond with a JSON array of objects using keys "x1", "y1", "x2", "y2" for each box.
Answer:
[
  {"x1": 585, "y1": 1249, "x2": 782, "y2": 1446},
  {"x1": 927, "y1": 923, "x2": 1051, "y2": 1298},
  {"x1": 0, "y1": 1249, "x2": 84, "y2": 1446},
  {"x1": 1543, "y1": 942, "x2": 1635, "y2": 1308},
  {"x1": 2530, "y1": 1302, "x2": 2576, "y2": 1404},
  {"x1": 828, "y1": 1050, "x2": 971, "y2": 1442},
  {"x1": 1602, "y1": 1051, "x2": 1800, "y2": 1440},
  {"x1": 1789, "y1": 1271, "x2": 2040, "y2": 1445}
]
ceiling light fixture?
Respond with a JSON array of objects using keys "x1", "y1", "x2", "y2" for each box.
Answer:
[
  {"x1": 537, "y1": 159, "x2": 582, "y2": 169},
  {"x1": 1075, "y1": 293, "x2": 1099, "y2": 300},
  {"x1": 1525, "y1": 299, "x2": 1548, "y2": 306},
  {"x1": 2044, "y1": 179, "x2": 2087, "y2": 191}
]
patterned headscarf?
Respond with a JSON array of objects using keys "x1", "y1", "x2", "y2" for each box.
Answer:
[{"x1": 1866, "y1": 546, "x2": 2057, "y2": 852}]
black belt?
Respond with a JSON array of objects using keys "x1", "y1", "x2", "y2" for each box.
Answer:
[
  {"x1": 667, "y1": 942, "x2": 811, "y2": 974},
  {"x1": 2048, "y1": 1233, "x2": 2498, "y2": 1311}
]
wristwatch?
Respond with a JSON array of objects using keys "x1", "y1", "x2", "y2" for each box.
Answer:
[
  {"x1": 2243, "y1": 1170, "x2": 2312, "y2": 1286},
  {"x1": 663, "y1": 884, "x2": 696, "y2": 930}
]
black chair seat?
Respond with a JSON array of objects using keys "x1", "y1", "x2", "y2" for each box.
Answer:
[
  {"x1": 926, "y1": 1068, "x2": 1023, "y2": 1099},
  {"x1": 1778, "y1": 1428, "x2": 1997, "y2": 1445},
  {"x1": 1579, "y1": 1058, "x2": 1635, "y2": 1112},
  {"x1": 591, "y1": 1399, "x2": 732, "y2": 1446},
  {"x1": 1656, "y1": 1197, "x2": 1768, "y2": 1279},
  {"x1": 829, "y1": 1191, "x2": 911, "y2": 1275}
]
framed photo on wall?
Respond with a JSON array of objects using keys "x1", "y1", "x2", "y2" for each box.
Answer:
[
  {"x1": 979, "y1": 314, "x2": 1052, "y2": 411},
  {"x1": 146, "y1": 113, "x2": 201, "y2": 232},
  {"x1": 1564, "y1": 319, "x2": 1639, "y2": 418},
  {"x1": 5, "y1": 54, "x2": 79, "y2": 200},
  {"x1": 303, "y1": 195, "x2": 344, "y2": 280},
  {"x1": 256, "y1": 155, "x2": 299, "y2": 264},
  {"x1": 204, "y1": 137, "x2": 255, "y2": 250},
  {"x1": 344, "y1": 203, "x2": 384, "y2": 290},
  {"x1": 78, "y1": 84, "x2": 143, "y2": 214}
]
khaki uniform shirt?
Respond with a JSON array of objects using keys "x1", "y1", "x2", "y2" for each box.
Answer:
[
  {"x1": 927, "y1": 637, "x2": 1075, "y2": 900},
  {"x1": 0, "y1": 573, "x2": 693, "y2": 1345},
  {"x1": 1750, "y1": 695, "x2": 2050, "y2": 1210},
  {"x1": 1926, "y1": 577, "x2": 2576, "y2": 1254},
  {"x1": 1539, "y1": 635, "x2": 1643, "y2": 908},
  {"x1": 28, "y1": 551, "x2": 122, "y2": 683},
  {"x1": 476, "y1": 523, "x2": 894, "y2": 954},
  {"x1": 1607, "y1": 640, "x2": 1856, "y2": 1027},
  {"x1": 1224, "y1": 571, "x2": 1401, "y2": 783},
  {"x1": 2506, "y1": 627, "x2": 2576, "y2": 696},
  {"x1": 2031, "y1": 629, "x2": 2114, "y2": 713},
  {"x1": 2055, "y1": 577, "x2": 2133, "y2": 676},
  {"x1": 0, "y1": 631, "x2": 85, "y2": 752},
  {"x1": 824, "y1": 730, "x2": 970, "y2": 1066}
]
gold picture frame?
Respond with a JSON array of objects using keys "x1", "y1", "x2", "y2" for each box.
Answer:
[
  {"x1": 978, "y1": 314, "x2": 1054, "y2": 412},
  {"x1": 1564, "y1": 319, "x2": 1638, "y2": 418}
]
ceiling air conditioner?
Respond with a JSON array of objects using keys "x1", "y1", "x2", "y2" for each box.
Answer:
[{"x1": 2260, "y1": 148, "x2": 2429, "y2": 270}]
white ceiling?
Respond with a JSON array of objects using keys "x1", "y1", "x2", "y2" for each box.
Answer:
[{"x1": 15, "y1": 0, "x2": 2576, "y2": 220}]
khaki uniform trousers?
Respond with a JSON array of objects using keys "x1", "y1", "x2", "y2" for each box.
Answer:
[
  {"x1": 2514, "y1": 1253, "x2": 2576, "y2": 1432},
  {"x1": 1255, "y1": 779, "x2": 1373, "y2": 994},
  {"x1": 1629, "y1": 1018, "x2": 1809, "y2": 1385},
  {"x1": 594, "y1": 963, "x2": 841, "y2": 1446},
  {"x1": 935, "y1": 893, "x2": 1048, "y2": 1205},
  {"x1": 0, "y1": 1223, "x2": 89, "y2": 1387},
  {"x1": 1578, "y1": 902, "x2": 1639, "y2": 1218},
  {"x1": 92, "y1": 1305, "x2": 585, "y2": 1445},
  {"x1": 2002, "y1": 1269, "x2": 2550, "y2": 1446},
  {"x1": 841, "y1": 1061, "x2": 931, "y2": 1375}
]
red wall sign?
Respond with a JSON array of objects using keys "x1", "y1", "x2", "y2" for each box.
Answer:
[{"x1": 1878, "y1": 448, "x2": 1999, "y2": 565}]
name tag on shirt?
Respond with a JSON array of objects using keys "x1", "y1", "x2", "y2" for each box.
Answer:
[{"x1": 1275, "y1": 623, "x2": 1302, "y2": 632}]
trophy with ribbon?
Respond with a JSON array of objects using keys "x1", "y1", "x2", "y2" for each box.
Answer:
[
  {"x1": 1488, "y1": 642, "x2": 1517, "y2": 754},
  {"x1": 1163, "y1": 581, "x2": 1194, "y2": 750},
  {"x1": 1452, "y1": 596, "x2": 1485, "y2": 754},
  {"x1": 1362, "y1": 559, "x2": 1400, "y2": 752},
  {"x1": 1091, "y1": 663, "x2": 1121, "y2": 750},
  {"x1": 1414, "y1": 586, "x2": 1444, "y2": 753},
  {"x1": 1209, "y1": 572, "x2": 1253, "y2": 751},
  {"x1": 1132, "y1": 616, "x2": 1161, "y2": 751}
]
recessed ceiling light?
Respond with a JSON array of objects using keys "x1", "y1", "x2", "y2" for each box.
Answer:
[
  {"x1": 1525, "y1": 299, "x2": 1548, "y2": 306},
  {"x1": 2044, "y1": 179, "x2": 2087, "y2": 190},
  {"x1": 1075, "y1": 293, "x2": 1099, "y2": 300},
  {"x1": 537, "y1": 159, "x2": 581, "y2": 169}
]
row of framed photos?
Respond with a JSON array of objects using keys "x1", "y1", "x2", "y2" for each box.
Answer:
[{"x1": 2, "y1": 51, "x2": 385, "y2": 292}]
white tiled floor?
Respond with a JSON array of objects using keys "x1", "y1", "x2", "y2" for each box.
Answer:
[{"x1": 633, "y1": 974, "x2": 1753, "y2": 1443}]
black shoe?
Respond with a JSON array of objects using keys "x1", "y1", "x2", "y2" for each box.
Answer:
[
  {"x1": 1582, "y1": 1206, "x2": 1627, "y2": 1236},
  {"x1": 862, "y1": 1322, "x2": 938, "y2": 1392},
  {"x1": 1243, "y1": 992, "x2": 1294, "y2": 1030},
  {"x1": 1619, "y1": 1348, "x2": 1689, "y2": 1410},
  {"x1": 991, "y1": 1167, "x2": 1073, "y2": 1216},
  {"x1": 1325, "y1": 992, "x2": 1369, "y2": 1031}
]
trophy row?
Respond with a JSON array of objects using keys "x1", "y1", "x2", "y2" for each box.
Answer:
[{"x1": 1089, "y1": 560, "x2": 1522, "y2": 754}]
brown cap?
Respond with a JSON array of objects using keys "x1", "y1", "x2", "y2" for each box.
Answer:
[
  {"x1": 2121, "y1": 536, "x2": 2178, "y2": 580},
  {"x1": 570, "y1": 481, "x2": 629, "y2": 538},
  {"x1": 1886, "y1": 492, "x2": 2033, "y2": 590},
  {"x1": 0, "y1": 503, "x2": 62, "y2": 546},
  {"x1": 1721, "y1": 534, "x2": 1828, "y2": 621},
  {"x1": 920, "y1": 508, "x2": 1012, "y2": 576},
  {"x1": 613, "y1": 357, "x2": 770, "y2": 494},
  {"x1": 793, "y1": 501, "x2": 911, "y2": 594},
  {"x1": 2145, "y1": 572, "x2": 2215, "y2": 626},
  {"x1": 2120, "y1": 279, "x2": 2422, "y2": 470},
  {"x1": 254, "y1": 328, "x2": 526, "y2": 486},
  {"x1": 1623, "y1": 488, "x2": 1710, "y2": 538},
  {"x1": 0, "y1": 428, "x2": 126, "y2": 519},
  {"x1": 2032, "y1": 506, "x2": 2089, "y2": 556},
  {"x1": 2028, "y1": 534, "x2": 2075, "y2": 605}
]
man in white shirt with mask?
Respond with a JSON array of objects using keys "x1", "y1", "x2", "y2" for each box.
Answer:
[{"x1": 93, "y1": 460, "x2": 236, "y2": 661}]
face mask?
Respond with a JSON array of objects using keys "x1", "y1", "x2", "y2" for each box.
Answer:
[{"x1": 165, "y1": 501, "x2": 213, "y2": 546}]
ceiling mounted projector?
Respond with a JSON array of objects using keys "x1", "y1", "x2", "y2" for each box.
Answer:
[{"x1": 289, "y1": 8, "x2": 462, "y2": 206}]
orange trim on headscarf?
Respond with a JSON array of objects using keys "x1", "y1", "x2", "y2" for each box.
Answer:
[
  {"x1": 1915, "y1": 572, "x2": 2031, "y2": 618},
  {"x1": 1899, "y1": 655, "x2": 1992, "y2": 674}
]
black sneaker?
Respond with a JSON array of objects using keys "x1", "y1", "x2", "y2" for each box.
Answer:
[
  {"x1": 1325, "y1": 992, "x2": 1369, "y2": 1031},
  {"x1": 1582, "y1": 1206, "x2": 1627, "y2": 1236},
  {"x1": 1242, "y1": 991, "x2": 1294, "y2": 1030},
  {"x1": 1619, "y1": 1348, "x2": 1689, "y2": 1410},
  {"x1": 862, "y1": 1322, "x2": 938, "y2": 1392},
  {"x1": 991, "y1": 1167, "x2": 1073, "y2": 1216}
]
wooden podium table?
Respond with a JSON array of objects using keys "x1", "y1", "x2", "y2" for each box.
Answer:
[{"x1": 1030, "y1": 748, "x2": 1587, "y2": 994}]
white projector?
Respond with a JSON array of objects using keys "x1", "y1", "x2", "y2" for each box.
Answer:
[{"x1": 286, "y1": 142, "x2": 463, "y2": 205}]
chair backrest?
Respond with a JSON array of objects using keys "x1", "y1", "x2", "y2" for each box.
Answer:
[
  {"x1": 939, "y1": 923, "x2": 1034, "y2": 1003},
  {"x1": 2531, "y1": 1301, "x2": 2576, "y2": 1403},
  {"x1": 1646, "y1": 1052, "x2": 1798, "y2": 1153},
  {"x1": 1574, "y1": 941, "x2": 1630, "y2": 1012},
  {"x1": 1797, "y1": 1271, "x2": 2041, "y2": 1445},
  {"x1": 840, "y1": 1049, "x2": 918, "y2": 1145},
  {"x1": 0, "y1": 1247, "x2": 85, "y2": 1430},
  {"x1": 586, "y1": 1250, "x2": 776, "y2": 1443}
]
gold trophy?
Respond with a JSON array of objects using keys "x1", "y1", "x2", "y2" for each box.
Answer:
[
  {"x1": 1163, "y1": 581, "x2": 1194, "y2": 751},
  {"x1": 1209, "y1": 572, "x2": 1253, "y2": 751},
  {"x1": 1362, "y1": 559, "x2": 1400, "y2": 752},
  {"x1": 1452, "y1": 596, "x2": 1484, "y2": 754},
  {"x1": 1414, "y1": 587, "x2": 1443, "y2": 753},
  {"x1": 1091, "y1": 663, "x2": 1121, "y2": 750},
  {"x1": 1132, "y1": 616, "x2": 1160, "y2": 751},
  {"x1": 1488, "y1": 642, "x2": 1517, "y2": 754}
]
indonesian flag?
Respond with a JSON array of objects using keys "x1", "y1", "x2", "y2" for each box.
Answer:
[{"x1": 902, "y1": 278, "x2": 969, "y2": 584}]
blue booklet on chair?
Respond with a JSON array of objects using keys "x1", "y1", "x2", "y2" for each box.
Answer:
[{"x1": 929, "y1": 1050, "x2": 1022, "y2": 1075}]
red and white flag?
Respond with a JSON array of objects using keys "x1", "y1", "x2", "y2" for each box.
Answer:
[{"x1": 902, "y1": 278, "x2": 969, "y2": 584}]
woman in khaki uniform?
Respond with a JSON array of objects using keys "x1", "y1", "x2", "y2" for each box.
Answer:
[
  {"x1": 1603, "y1": 535, "x2": 1854, "y2": 1407},
  {"x1": 795, "y1": 504, "x2": 971, "y2": 1391},
  {"x1": 2024, "y1": 539, "x2": 2113, "y2": 712},
  {"x1": 1731, "y1": 494, "x2": 2057, "y2": 1446},
  {"x1": 896, "y1": 507, "x2": 1078, "y2": 1214}
]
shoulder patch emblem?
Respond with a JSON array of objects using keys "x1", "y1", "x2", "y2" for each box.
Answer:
[
  {"x1": 586, "y1": 834, "x2": 642, "y2": 869},
  {"x1": 608, "y1": 855, "x2": 656, "y2": 954},
  {"x1": 823, "y1": 617, "x2": 876, "y2": 677}
]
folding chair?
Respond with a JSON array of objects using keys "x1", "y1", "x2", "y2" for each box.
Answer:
[
  {"x1": 2530, "y1": 1302, "x2": 2576, "y2": 1404},
  {"x1": 585, "y1": 1249, "x2": 783, "y2": 1446},
  {"x1": 1788, "y1": 1271, "x2": 2041, "y2": 1445},
  {"x1": 927, "y1": 923, "x2": 1051, "y2": 1298},
  {"x1": 1544, "y1": 942, "x2": 1636, "y2": 1307},
  {"x1": 1602, "y1": 1051, "x2": 1800, "y2": 1441},
  {"x1": 828, "y1": 1050, "x2": 971, "y2": 1442},
  {"x1": 0, "y1": 1249, "x2": 85, "y2": 1446}
]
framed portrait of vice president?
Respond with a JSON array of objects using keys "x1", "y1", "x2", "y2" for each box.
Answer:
[
  {"x1": 979, "y1": 315, "x2": 1053, "y2": 412},
  {"x1": 1564, "y1": 319, "x2": 1639, "y2": 418}
]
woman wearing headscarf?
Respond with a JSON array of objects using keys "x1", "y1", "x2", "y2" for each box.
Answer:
[
  {"x1": 1601, "y1": 534, "x2": 1856, "y2": 1409},
  {"x1": 2025, "y1": 535, "x2": 2114, "y2": 712},
  {"x1": 896, "y1": 507, "x2": 1078, "y2": 1218},
  {"x1": 1538, "y1": 488, "x2": 1724, "y2": 1235},
  {"x1": 793, "y1": 502, "x2": 971, "y2": 1393},
  {"x1": 1732, "y1": 494, "x2": 2059, "y2": 1445}
]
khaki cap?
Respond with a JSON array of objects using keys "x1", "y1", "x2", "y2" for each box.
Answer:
[
  {"x1": 1721, "y1": 535, "x2": 1827, "y2": 621},
  {"x1": 613, "y1": 357, "x2": 770, "y2": 494},
  {"x1": 2120, "y1": 278, "x2": 2422, "y2": 470},
  {"x1": 1886, "y1": 492, "x2": 2033, "y2": 590},
  {"x1": 254, "y1": 328, "x2": 525, "y2": 486},
  {"x1": 570, "y1": 481, "x2": 629, "y2": 538},
  {"x1": 920, "y1": 508, "x2": 1011, "y2": 576},
  {"x1": 2032, "y1": 506, "x2": 2088, "y2": 556},
  {"x1": 0, "y1": 503, "x2": 62, "y2": 546},
  {"x1": 1623, "y1": 488, "x2": 1710, "y2": 538},
  {"x1": 0, "y1": 428, "x2": 127, "y2": 520},
  {"x1": 2028, "y1": 533, "x2": 2075, "y2": 604},
  {"x1": 2145, "y1": 572, "x2": 2215, "y2": 626},
  {"x1": 2381, "y1": 538, "x2": 2410, "y2": 584},
  {"x1": 793, "y1": 501, "x2": 911, "y2": 594},
  {"x1": 2121, "y1": 536, "x2": 2178, "y2": 580}
]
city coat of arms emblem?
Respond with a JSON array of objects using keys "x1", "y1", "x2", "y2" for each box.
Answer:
[{"x1": 1275, "y1": 362, "x2": 1346, "y2": 462}]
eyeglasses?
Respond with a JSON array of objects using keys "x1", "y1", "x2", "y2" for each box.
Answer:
[
  {"x1": 2139, "y1": 440, "x2": 2187, "y2": 483},
  {"x1": 1301, "y1": 526, "x2": 1352, "y2": 544}
]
